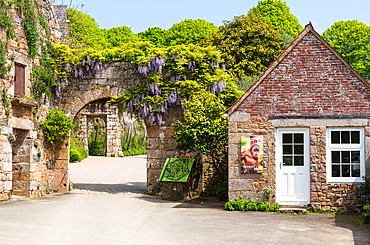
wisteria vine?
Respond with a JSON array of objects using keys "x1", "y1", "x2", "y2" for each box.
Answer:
[{"x1": 51, "y1": 43, "x2": 230, "y2": 126}]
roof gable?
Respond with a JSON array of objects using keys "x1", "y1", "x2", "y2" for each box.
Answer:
[{"x1": 227, "y1": 23, "x2": 370, "y2": 116}]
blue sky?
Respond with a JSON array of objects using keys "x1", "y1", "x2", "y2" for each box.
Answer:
[{"x1": 53, "y1": 0, "x2": 370, "y2": 35}]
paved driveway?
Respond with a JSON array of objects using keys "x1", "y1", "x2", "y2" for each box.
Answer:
[
  {"x1": 69, "y1": 155, "x2": 147, "y2": 194},
  {"x1": 0, "y1": 156, "x2": 369, "y2": 245}
]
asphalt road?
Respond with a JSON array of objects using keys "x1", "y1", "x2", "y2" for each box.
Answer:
[{"x1": 0, "y1": 156, "x2": 369, "y2": 245}]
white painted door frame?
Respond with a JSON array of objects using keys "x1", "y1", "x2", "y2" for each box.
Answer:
[{"x1": 276, "y1": 128, "x2": 310, "y2": 205}]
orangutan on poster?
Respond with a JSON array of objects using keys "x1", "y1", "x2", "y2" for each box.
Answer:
[{"x1": 241, "y1": 136, "x2": 264, "y2": 174}]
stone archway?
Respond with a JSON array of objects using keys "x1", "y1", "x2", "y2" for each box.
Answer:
[
  {"x1": 73, "y1": 99, "x2": 124, "y2": 157},
  {"x1": 53, "y1": 62, "x2": 202, "y2": 194}
]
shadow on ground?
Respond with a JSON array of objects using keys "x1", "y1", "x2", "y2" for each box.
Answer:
[
  {"x1": 134, "y1": 195, "x2": 226, "y2": 209},
  {"x1": 72, "y1": 182, "x2": 147, "y2": 194},
  {"x1": 335, "y1": 214, "x2": 370, "y2": 245}
]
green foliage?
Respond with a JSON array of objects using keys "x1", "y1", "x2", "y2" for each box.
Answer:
[
  {"x1": 248, "y1": 0, "x2": 303, "y2": 41},
  {"x1": 88, "y1": 118, "x2": 106, "y2": 156},
  {"x1": 363, "y1": 204, "x2": 370, "y2": 214},
  {"x1": 41, "y1": 109, "x2": 74, "y2": 149},
  {"x1": 203, "y1": 181, "x2": 228, "y2": 200},
  {"x1": 138, "y1": 27, "x2": 167, "y2": 47},
  {"x1": 121, "y1": 123, "x2": 147, "y2": 156},
  {"x1": 69, "y1": 135, "x2": 88, "y2": 162},
  {"x1": 51, "y1": 35, "x2": 241, "y2": 123},
  {"x1": 32, "y1": 44, "x2": 56, "y2": 100},
  {"x1": 102, "y1": 26, "x2": 138, "y2": 49},
  {"x1": 0, "y1": 41, "x2": 11, "y2": 78},
  {"x1": 0, "y1": 1, "x2": 15, "y2": 79},
  {"x1": 2, "y1": 88, "x2": 12, "y2": 117},
  {"x1": 225, "y1": 197, "x2": 280, "y2": 212},
  {"x1": 322, "y1": 20, "x2": 370, "y2": 80},
  {"x1": 22, "y1": 0, "x2": 39, "y2": 58},
  {"x1": 67, "y1": 8, "x2": 105, "y2": 49},
  {"x1": 0, "y1": 0, "x2": 15, "y2": 39},
  {"x1": 206, "y1": 14, "x2": 284, "y2": 79},
  {"x1": 164, "y1": 19, "x2": 218, "y2": 47},
  {"x1": 234, "y1": 74, "x2": 261, "y2": 92},
  {"x1": 172, "y1": 91, "x2": 228, "y2": 182},
  {"x1": 122, "y1": 148, "x2": 147, "y2": 156}
]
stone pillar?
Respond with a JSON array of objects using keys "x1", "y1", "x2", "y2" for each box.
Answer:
[
  {"x1": 0, "y1": 125, "x2": 13, "y2": 201},
  {"x1": 146, "y1": 106, "x2": 202, "y2": 196},
  {"x1": 52, "y1": 139, "x2": 69, "y2": 193}
]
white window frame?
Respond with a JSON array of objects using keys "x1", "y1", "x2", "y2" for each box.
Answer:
[{"x1": 326, "y1": 128, "x2": 365, "y2": 183}]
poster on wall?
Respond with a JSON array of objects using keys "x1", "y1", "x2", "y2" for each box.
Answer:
[
  {"x1": 241, "y1": 136, "x2": 264, "y2": 174},
  {"x1": 159, "y1": 158, "x2": 194, "y2": 182}
]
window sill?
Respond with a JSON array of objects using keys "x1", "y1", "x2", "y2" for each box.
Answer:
[
  {"x1": 11, "y1": 97, "x2": 37, "y2": 108},
  {"x1": 327, "y1": 179, "x2": 365, "y2": 184}
]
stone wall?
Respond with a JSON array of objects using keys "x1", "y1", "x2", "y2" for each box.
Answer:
[
  {"x1": 0, "y1": 0, "x2": 62, "y2": 201},
  {"x1": 228, "y1": 113, "x2": 273, "y2": 203}
]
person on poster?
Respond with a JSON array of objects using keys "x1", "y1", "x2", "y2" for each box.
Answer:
[{"x1": 241, "y1": 136, "x2": 263, "y2": 173}]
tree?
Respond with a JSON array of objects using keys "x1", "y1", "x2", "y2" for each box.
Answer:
[
  {"x1": 164, "y1": 19, "x2": 218, "y2": 46},
  {"x1": 322, "y1": 20, "x2": 370, "y2": 81},
  {"x1": 248, "y1": 0, "x2": 303, "y2": 44},
  {"x1": 172, "y1": 91, "x2": 228, "y2": 183},
  {"x1": 206, "y1": 14, "x2": 284, "y2": 79},
  {"x1": 138, "y1": 27, "x2": 167, "y2": 47},
  {"x1": 102, "y1": 26, "x2": 138, "y2": 49},
  {"x1": 67, "y1": 8, "x2": 105, "y2": 49}
]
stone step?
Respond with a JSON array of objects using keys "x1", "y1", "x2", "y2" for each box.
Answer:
[{"x1": 278, "y1": 205, "x2": 309, "y2": 214}]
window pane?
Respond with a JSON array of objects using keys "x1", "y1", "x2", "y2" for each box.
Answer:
[
  {"x1": 331, "y1": 131, "x2": 340, "y2": 144},
  {"x1": 283, "y1": 156, "x2": 293, "y2": 166},
  {"x1": 283, "y1": 145, "x2": 292, "y2": 154},
  {"x1": 332, "y1": 151, "x2": 340, "y2": 163},
  {"x1": 332, "y1": 165, "x2": 340, "y2": 177},
  {"x1": 283, "y1": 134, "x2": 292, "y2": 143},
  {"x1": 342, "y1": 165, "x2": 351, "y2": 177},
  {"x1": 294, "y1": 156, "x2": 304, "y2": 166},
  {"x1": 351, "y1": 151, "x2": 360, "y2": 163},
  {"x1": 341, "y1": 131, "x2": 350, "y2": 144},
  {"x1": 352, "y1": 165, "x2": 360, "y2": 177},
  {"x1": 294, "y1": 133, "x2": 304, "y2": 143},
  {"x1": 341, "y1": 151, "x2": 350, "y2": 163},
  {"x1": 351, "y1": 131, "x2": 360, "y2": 144},
  {"x1": 294, "y1": 145, "x2": 304, "y2": 154}
]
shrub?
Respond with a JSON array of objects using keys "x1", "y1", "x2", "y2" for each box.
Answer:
[
  {"x1": 41, "y1": 109, "x2": 74, "y2": 150},
  {"x1": 70, "y1": 148, "x2": 82, "y2": 162},
  {"x1": 225, "y1": 197, "x2": 280, "y2": 212},
  {"x1": 69, "y1": 135, "x2": 88, "y2": 162}
]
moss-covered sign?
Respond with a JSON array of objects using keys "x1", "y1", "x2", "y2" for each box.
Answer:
[{"x1": 159, "y1": 158, "x2": 194, "y2": 182}]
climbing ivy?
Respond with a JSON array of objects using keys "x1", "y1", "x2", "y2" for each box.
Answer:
[
  {"x1": 2, "y1": 88, "x2": 12, "y2": 117},
  {"x1": 20, "y1": 0, "x2": 39, "y2": 59},
  {"x1": 0, "y1": 1, "x2": 16, "y2": 79}
]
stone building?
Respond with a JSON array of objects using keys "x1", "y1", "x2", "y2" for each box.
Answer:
[
  {"x1": 0, "y1": 0, "x2": 65, "y2": 201},
  {"x1": 227, "y1": 23, "x2": 369, "y2": 212}
]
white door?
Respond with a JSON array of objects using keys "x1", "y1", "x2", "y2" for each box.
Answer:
[{"x1": 276, "y1": 128, "x2": 310, "y2": 205}]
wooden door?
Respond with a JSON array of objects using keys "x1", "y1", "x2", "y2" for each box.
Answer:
[{"x1": 14, "y1": 64, "x2": 25, "y2": 97}]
